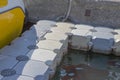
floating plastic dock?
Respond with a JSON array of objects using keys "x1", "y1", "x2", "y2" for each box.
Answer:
[
  {"x1": 0, "y1": 20, "x2": 58, "y2": 80},
  {"x1": 92, "y1": 31, "x2": 114, "y2": 54},
  {"x1": 0, "y1": 20, "x2": 120, "y2": 80},
  {"x1": 70, "y1": 29, "x2": 92, "y2": 51}
]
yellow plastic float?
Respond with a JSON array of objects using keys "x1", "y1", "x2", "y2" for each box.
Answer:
[{"x1": 0, "y1": 0, "x2": 25, "y2": 48}]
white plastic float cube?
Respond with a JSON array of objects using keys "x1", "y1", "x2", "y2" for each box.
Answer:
[
  {"x1": 112, "y1": 35, "x2": 120, "y2": 56},
  {"x1": 37, "y1": 40, "x2": 65, "y2": 65},
  {"x1": 2, "y1": 75, "x2": 34, "y2": 80},
  {"x1": 36, "y1": 20, "x2": 56, "y2": 28},
  {"x1": 75, "y1": 24, "x2": 94, "y2": 30},
  {"x1": 14, "y1": 60, "x2": 50, "y2": 80},
  {"x1": 29, "y1": 20, "x2": 56, "y2": 41},
  {"x1": 51, "y1": 22, "x2": 75, "y2": 33},
  {"x1": 30, "y1": 24, "x2": 56, "y2": 41},
  {"x1": 70, "y1": 29, "x2": 92, "y2": 51},
  {"x1": 37, "y1": 40, "x2": 62, "y2": 51},
  {"x1": 44, "y1": 32, "x2": 68, "y2": 54},
  {"x1": 27, "y1": 49, "x2": 57, "y2": 73},
  {"x1": 44, "y1": 32, "x2": 67, "y2": 41},
  {"x1": 28, "y1": 25, "x2": 48, "y2": 41},
  {"x1": 92, "y1": 32, "x2": 114, "y2": 54},
  {"x1": 56, "y1": 22, "x2": 74, "y2": 28},
  {"x1": 32, "y1": 20, "x2": 57, "y2": 34},
  {"x1": 94, "y1": 27, "x2": 113, "y2": 33}
]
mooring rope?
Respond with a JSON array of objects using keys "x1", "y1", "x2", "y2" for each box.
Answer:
[{"x1": 62, "y1": 0, "x2": 72, "y2": 22}]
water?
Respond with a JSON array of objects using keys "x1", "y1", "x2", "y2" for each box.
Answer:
[{"x1": 52, "y1": 49, "x2": 120, "y2": 80}]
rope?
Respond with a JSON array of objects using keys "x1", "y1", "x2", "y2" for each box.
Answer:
[{"x1": 62, "y1": 0, "x2": 72, "y2": 22}]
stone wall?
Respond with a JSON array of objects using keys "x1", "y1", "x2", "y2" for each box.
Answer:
[{"x1": 23, "y1": 0, "x2": 120, "y2": 28}]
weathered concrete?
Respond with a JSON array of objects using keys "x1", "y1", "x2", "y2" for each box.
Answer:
[
  {"x1": 70, "y1": 0, "x2": 120, "y2": 28},
  {"x1": 24, "y1": 0, "x2": 120, "y2": 28},
  {"x1": 23, "y1": 0, "x2": 68, "y2": 22}
]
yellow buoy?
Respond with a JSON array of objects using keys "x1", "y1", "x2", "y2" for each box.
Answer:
[
  {"x1": 0, "y1": 0, "x2": 25, "y2": 48},
  {"x1": 0, "y1": 0, "x2": 8, "y2": 8}
]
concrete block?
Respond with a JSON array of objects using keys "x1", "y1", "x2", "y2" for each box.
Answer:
[
  {"x1": 70, "y1": 29, "x2": 92, "y2": 51},
  {"x1": 14, "y1": 60, "x2": 50, "y2": 79}
]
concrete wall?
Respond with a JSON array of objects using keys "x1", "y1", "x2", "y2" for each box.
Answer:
[
  {"x1": 23, "y1": 0, "x2": 68, "y2": 22},
  {"x1": 70, "y1": 0, "x2": 120, "y2": 28},
  {"x1": 23, "y1": 0, "x2": 120, "y2": 28}
]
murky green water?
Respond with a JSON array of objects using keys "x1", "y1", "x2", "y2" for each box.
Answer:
[{"x1": 52, "y1": 49, "x2": 120, "y2": 80}]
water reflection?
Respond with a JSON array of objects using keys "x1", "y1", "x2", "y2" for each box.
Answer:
[{"x1": 52, "y1": 49, "x2": 120, "y2": 80}]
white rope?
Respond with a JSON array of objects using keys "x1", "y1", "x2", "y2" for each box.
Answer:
[{"x1": 62, "y1": 0, "x2": 72, "y2": 22}]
